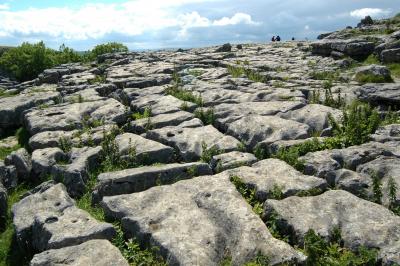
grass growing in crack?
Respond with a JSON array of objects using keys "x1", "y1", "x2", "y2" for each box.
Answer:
[
  {"x1": 303, "y1": 229, "x2": 378, "y2": 266},
  {"x1": 194, "y1": 108, "x2": 215, "y2": 125},
  {"x1": 309, "y1": 87, "x2": 345, "y2": 109},
  {"x1": 132, "y1": 106, "x2": 152, "y2": 120},
  {"x1": 371, "y1": 171, "x2": 383, "y2": 205},
  {"x1": 166, "y1": 69, "x2": 203, "y2": 106},
  {"x1": 0, "y1": 145, "x2": 20, "y2": 161},
  {"x1": 354, "y1": 72, "x2": 393, "y2": 84},
  {"x1": 226, "y1": 62, "x2": 266, "y2": 83},
  {"x1": 200, "y1": 142, "x2": 221, "y2": 163},
  {"x1": 310, "y1": 71, "x2": 340, "y2": 81},
  {"x1": 88, "y1": 75, "x2": 106, "y2": 84},
  {"x1": 387, "y1": 177, "x2": 400, "y2": 215},
  {"x1": 230, "y1": 175, "x2": 263, "y2": 216}
]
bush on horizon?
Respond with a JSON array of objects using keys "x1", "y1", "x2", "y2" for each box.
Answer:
[{"x1": 0, "y1": 41, "x2": 128, "y2": 81}]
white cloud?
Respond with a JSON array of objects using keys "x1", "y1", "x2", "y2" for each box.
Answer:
[
  {"x1": 350, "y1": 8, "x2": 391, "y2": 19},
  {"x1": 213, "y1": 13, "x2": 261, "y2": 26},
  {"x1": 0, "y1": 4, "x2": 9, "y2": 10},
  {"x1": 0, "y1": 1, "x2": 260, "y2": 41}
]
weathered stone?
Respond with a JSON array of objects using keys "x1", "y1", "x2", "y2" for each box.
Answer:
[
  {"x1": 263, "y1": 190, "x2": 400, "y2": 265},
  {"x1": 101, "y1": 175, "x2": 306, "y2": 265},
  {"x1": 225, "y1": 159, "x2": 328, "y2": 201},
  {"x1": 146, "y1": 125, "x2": 241, "y2": 161},
  {"x1": 353, "y1": 64, "x2": 392, "y2": 82},
  {"x1": 24, "y1": 99, "x2": 126, "y2": 135},
  {"x1": 32, "y1": 206, "x2": 115, "y2": 251},
  {"x1": 371, "y1": 124, "x2": 400, "y2": 143},
  {"x1": 0, "y1": 85, "x2": 59, "y2": 128},
  {"x1": 32, "y1": 147, "x2": 67, "y2": 178},
  {"x1": 30, "y1": 240, "x2": 129, "y2": 266},
  {"x1": 381, "y1": 48, "x2": 400, "y2": 63},
  {"x1": 356, "y1": 83, "x2": 400, "y2": 106},
  {"x1": 129, "y1": 111, "x2": 194, "y2": 134},
  {"x1": 5, "y1": 148, "x2": 32, "y2": 180},
  {"x1": 0, "y1": 161, "x2": 17, "y2": 189},
  {"x1": 131, "y1": 95, "x2": 197, "y2": 115},
  {"x1": 215, "y1": 43, "x2": 232, "y2": 53},
  {"x1": 93, "y1": 162, "x2": 212, "y2": 202},
  {"x1": 12, "y1": 183, "x2": 75, "y2": 250},
  {"x1": 210, "y1": 151, "x2": 258, "y2": 173},
  {"x1": 29, "y1": 130, "x2": 78, "y2": 150},
  {"x1": 226, "y1": 115, "x2": 310, "y2": 150},
  {"x1": 52, "y1": 146, "x2": 102, "y2": 197},
  {"x1": 115, "y1": 133, "x2": 174, "y2": 164},
  {"x1": 311, "y1": 39, "x2": 374, "y2": 58}
]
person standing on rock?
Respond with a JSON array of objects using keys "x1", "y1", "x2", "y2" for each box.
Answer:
[
  {"x1": 276, "y1": 36, "x2": 281, "y2": 42},
  {"x1": 271, "y1": 36, "x2": 276, "y2": 42}
]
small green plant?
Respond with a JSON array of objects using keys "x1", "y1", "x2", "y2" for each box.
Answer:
[
  {"x1": 59, "y1": 136, "x2": 73, "y2": 153},
  {"x1": 329, "y1": 101, "x2": 380, "y2": 146},
  {"x1": 15, "y1": 127, "x2": 30, "y2": 151},
  {"x1": 354, "y1": 72, "x2": 393, "y2": 84},
  {"x1": 387, "y1": 177, "x2": 400, "y2": 215},
  {"x1": 270, "y1": 184, "x2": 284, "y2": 200},
  {"x1": 166, "y1": 86, "x2": 203, "y2": 106},
  {"x1": 227, "y1": 62, "x2": 266, "y2": 83},
  {"x1": 200, "y1": 142, "x2": 221, "y2": 163},
  {"x1": 264, "y1": 209, "x2": 290, "y2": 243},
  {"x1": 0, "y1": 144, "x2": 20, "y2": 161},
  {"x1": 0, "y1": 88, "x2": 17, "y2": 98},
  {"x1": 230, "y1": 175, "x2": 263, "y2": 216},
  {"x1": 194, "y1": 108, "x2": 215, "y2": 125},
  {"x1": 88, "y1": 75, "x2": 106, "y2": 84},
  {"x1": 132, "y1": 106, "x2": 152, "y2": 120},
  {"x1": 310, "y1": 71, "x2": 339, "y2": 81},
  {"x1": 371, "y1": 172, "x2": 383, "y2": 204},
  {"x1": 303, "y1": 229, "x2": 378, "y2": 266}
]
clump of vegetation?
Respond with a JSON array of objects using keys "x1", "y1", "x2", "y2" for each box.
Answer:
[
  {"x1": 221, "y1": 253, "x2": 270, "y2": 266},
  {"x1": 310, "y1": 70, "x2": 340, "y2": 81},
  {"x1": 0, "y1": 88, "x2": 18, "y2": 98},
  {"x1": 166, "y1": 69, "x2": 203, "y2": 106},
  {"x1": 194, "y1": 108, "x2": 215, "y2": 125},
  {"x1": 387, "y1": 177, "x2": 400, "y2": 215},
  {"x1": 329, "y1": 101, "x2": 380, "y2": 146},
  {"x1": 0, "y1": 41, "x2": 128, "y2": 82},
  {"x1": 354, "y1": 72, "x2": 393, "y2": 84},
  {"x1": 200, "y1": 142, "x2": 221, "y2": 163},
  {"x1": 132, "y1": 106, "x2": 152, "y2": 120},
  {"x1": 227, "y1": 61, "x2": 266, "y2": 83},
  {"x1": 371, "y1": 171, "x2": 383, "y2": 205},
  {"x1": 309, "y1": 87, "x2": 344, "y2": 109},
  {"x1": 303, "y1": 229, "x2": 378, "y2": 265},
  {"x1": 230, "y1": 175, "x2": 263, "y2": 216},
  {"x1": 88, "y1": 75, "x2": 107, "y2": 85}
]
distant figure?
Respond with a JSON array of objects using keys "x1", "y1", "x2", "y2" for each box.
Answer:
[
  {"x1": 292, "y1": 37, "x2": 295, "y2": 41},
  {"x1": 276, "y1": 36, "x2": 281, "y2": 42},
  {"x1": 271, "y1": 36, "x2": 276, "y2": 42}
]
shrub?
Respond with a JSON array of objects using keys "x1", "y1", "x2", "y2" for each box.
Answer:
[
  {"x1": 200, "y1": 142, "x2": 221, "y2": 163},
  {"x1": 0, "y1": 42, "x2": 56, "y2": 81},
  {"x1": 194, "y1": 108, "x2": 215, "y2": 125},
  {"x1": 89, "y1": 42, "x2": 128, "y2": 60},
  {"x1": 354, "y1": 72, "x2": 393, "y2": 84},
  {"x1": 310, "y1": 71, "x2": 339, "y2": 81}
]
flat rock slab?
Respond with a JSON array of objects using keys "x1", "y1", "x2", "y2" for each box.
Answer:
[
  {"x1": 356, "y1": 83, "x2": 400, "y2": 106},
  {"x1": 93, "y1": 162, "x2": 212, "y2": 202},
  {"x1": 210, "y1": 151, "x2": 258, "y2": 173},
  {"x1": 146, "y1": 125, "x2": 241, "y2": 162},
  {"x1": 12, "y1": 183, "x2": 115, "y2": 252},
  {"x1": 129, "y1": 111, "x2": 194, "y2": 134},
  {"x1": 371, "y1": 124, "x2": 400, "y2": 143},
  {"x1": 225, "y1": 114, "x2": 311, "y2": 150},
  {"x1": 101, "y1": 175, "x2": 306, "y2": 265},
  {"x1": 30, "y1": 240, "x2": 129, "y2": 266},
  {"x1": 0, "y1": 85, "x2": 59, "y2": 128},
  {"x1": 224, "y1": 159, "x2": 328, "y2": 201},
  {"x1": 24, "y1": 98, "x2": 126, "y2": 135},
  {"x1": 131, "y1": 95, "x2": 196, "y2": 115},
  {"x1": 115, "y1": 133, "x2": 174, "y2": 164},
  {"x1": 263, "y1": 190, "x2": 400, "y2": 265}
]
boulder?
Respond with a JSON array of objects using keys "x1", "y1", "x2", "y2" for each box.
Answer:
[
  {"x1": 353, "y1": 64, "x2": 392, "y2": 83},
  {"x1": 0, "y1": 162, "x2": 18, "y2": 189},
  {"x1": 31, "y1": 148, "x2": 67, "y2": 178},
  {"x1": 381, "y1": 48, "x2": 400, "y2": 64},
  {"x1": 30, "y1": 240, "x2": 129, "y2": 266},
  {"x1": 215, "y1": 43, "x2": 232, "y2": 53},
  {"x1": 371, "y1": 124, "x2": 400, "y2": 143},
  {"x1": 92, "y1": 162, "x2": 212, "y2": 202},
  {"x1": 263, "y1": 190, "x2": 400, "y2": 265},
  {"x1": 0, "y1": 182, "x2": 7, "y2": 226},
  {"x1": 101, "y1": 175, "x2": 306, "y2": 265}
]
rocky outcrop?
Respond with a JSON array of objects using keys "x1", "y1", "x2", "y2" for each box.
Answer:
[
  {"x1": 101, "y1": 175, "x2": 306, "y2": 265},
  {"x1": 263, "y1": 190, "x2": 400, "y2": 265},
  {"x1": 311, "y1": 39, "x2": 374, "y2": 59}
]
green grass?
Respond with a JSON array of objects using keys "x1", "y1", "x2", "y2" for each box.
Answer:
[
  {"x1": 132, "y1": 107, "x2": 152, "y2": 120},
  {"x1": 388, "y1": 63, "x2": 400, "y2": 79},
  {"x1": 310, "y1": 71, "x2": 340, "y2": 81},
  {"x1": 88, "y1": 75, "x2": 106, "y2": 84},
  {"x1": 0, "y1": 184, "x2": 32, "y2": 266},
  {"x1": 354, "y1": 72, "x2": 393, "y2": 84},
  {"x1": 194, "y1": 108, "x2": 215, "y2": 125},
  {"x1": 0, "y1": 89, "x2": 17, "y2": 98},
  {"x1": 0, "y1": 145, "x2": 20, "y2": 161},
  {"x1": 227, "y1": 62, "x2": 266, "y2": 83},
  {"x1": 303, "y1": 229, "x2": 378, "y2": 266},
  {"x1": 230, "y1": 175, "x2": 263, "y2": 216}
]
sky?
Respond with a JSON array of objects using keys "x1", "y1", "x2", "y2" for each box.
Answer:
[{"x1": 0, "y1": 0, "x2": 398, "y2": 51}]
